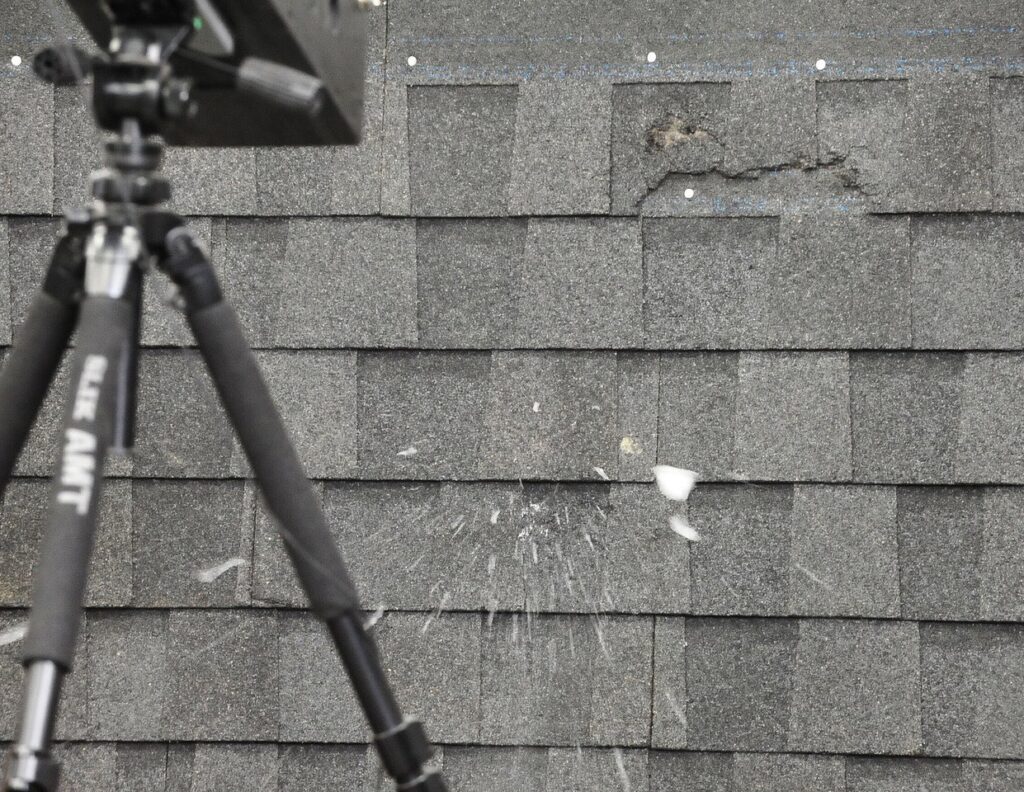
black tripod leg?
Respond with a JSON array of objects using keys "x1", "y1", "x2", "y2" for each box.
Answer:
[
  {"x1": 0, "y1": 227, "x2": 87, "y2": 498},
  {"x1": 159, "y1": 227, "x2": 447, "y2": 792},
  {"x1": 3, "y1": 294, "x2": 133, "y2": 792}
]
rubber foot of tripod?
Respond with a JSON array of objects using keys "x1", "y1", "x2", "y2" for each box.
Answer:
[{"x1": 3, "y1": 746, "x2": 59, "y2": 792}]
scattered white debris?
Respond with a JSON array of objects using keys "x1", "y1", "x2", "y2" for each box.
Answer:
[
  {"x1": 795, "y1": 563, "x2": 834, "y2": 590},
  {"x1": 490, "y1": 509, "x2": 500, "y2": 524},
  {"x1": 397, "y1": 445, "x2": 418, "y2": 457},
  {"x1": 653, "y1": 465, "x2": 698, "y2": 501},
  {"x1": 10, "y1": 56, "x2": 22, "y2": 67},
  {"x1": 684, "y1": 188, "x2": 696, "y2": 199},
  {"x1": 407, "y1": 55, "x2": 418, "y2": 66},
  {"x1": 0, "y1": 622, "x2": 28, "y2": 647},
  {"x1": 646, "y1": 51, "x2": 657, "y2": 64},
  {"x1": 532, "y1": 401, "x2": 541, "y2": 413},
  {"x1": 664, "y1": 690, "x2": 687, "y2": 727},
  {"x1": 195, "y1": 557, "x2": 247, "y2": 583},
  {"x1": 364, "y1": 606, "x2": 386, "y2": 629},
  {"x1": 669, "y1": 514, "x2": 701, "y2": 542},
  {"x1": 593, "y1": 466, "x2": 610, "y2": 481},
  {"x1": 815, "y1": 58, "x2": 827, "y2": 71},
  {"x1": 620, "y1": 436, "x2": 641, "y2": 455}
]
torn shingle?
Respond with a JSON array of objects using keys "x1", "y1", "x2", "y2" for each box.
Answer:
[
  {"x1": 164, "y1": 610, "x2": 279, "y2": 741},
  {"x1": 921, "y1": 623, "x2": 1024, "y2": 758},
  {"x1": 408, "y1": 85, "x2": 519, "y2": 216},
  {"x1": 509, "y1": 81, "x2": 612, "y2": 215},
  {"x1": 912, "y1": 216, "x2": 1024, "y2": 350},
  {"x1": 658, "y1": 353, "x2": 738, "y2": 481},
  {"x1": 131, "y1": 481, "x2": 250, "y2": 607},
  {"x1": 851, "y1": 353, "x2": 964, "y2": 483},
  {"x1": 789, "y1": 619, "x2": 922, "y2": 754},
  {"x1": 789, "y1": 485, "x2": 900, "y2": 618},
  {"x1": 734, "y1": 352, "x2": 852, "y2": 481},
  {"x1": 723, "y1": 78, "x2": 816, "y2": 175},
  {"x1": 484, "y1": 351, "x2": 618, "y2": 480},
  {"x1": 86, "y1": 611, "x2": 167, "y2": 740},
  {"x1": 357, "y1": 351, "x2": 490, "y2": 478},
  {"x1": 416, "y1": 219, "x2": 527, "y2": 348},
  {"x1": 611, "y1": 83, "x2": 730, "y2": 214},
  {"x1": 514, "y1": 218, "x2": 643, "y2": 348},
  {"x1": 683, "y1": 617, "x2": 799, "y2": 751},
  {"x1": 688, "y1": 485, "x2": 793, "y2": 616}
]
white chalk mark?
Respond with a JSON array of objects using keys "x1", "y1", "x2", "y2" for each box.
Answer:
[
  {"x1": 364, "y1": 606, "x2": 386, "y2": 629},
  {"x1": 0, "y1": 622, "x2": 28, "y2": 647},
  {"x1": 613, "y1": 748, "x2": 633, "y2": 791},
  {"x1": 593, "y1": 466, "x2": 610, "y2": 481},
  {"x1": 796, "y1": 564, "x2": 835, "y2": 591},
  {"x1": 397, "y1": 445, "x2": 418, "y2": 457},
  {"x1": 669, "y1": 514, "x2": 701, "y2": 542},
  {"x1": 195, "y1": 557, "x2": 247, "y2": 583},
  {"x1": 490, "y1": 509, "x2": 500, "y2": 524},
  {"x1": 664, "y1": 691, "x2": 687, "y2": 727},
  {"x1": 653, "y1": 465, "x2": 698, "y2": 501}
]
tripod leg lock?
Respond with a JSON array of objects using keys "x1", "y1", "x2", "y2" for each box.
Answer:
[{"x1": 159, "y1": 226, "x2": 222, "y2": 312}]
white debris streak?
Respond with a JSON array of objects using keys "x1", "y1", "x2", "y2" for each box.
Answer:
[
  {"x1": 0, "y1": 623, "x2": 28, "y2": 647},
  {"x1": 795, "y1": 564, "x2": 835, "y2": 590},
  {"x1": 364, "y1": 606, "x2": 386, "y2": 629},
  {"x1": 490, "y1": 509, "x2": 500, "y2": 524},
  {"x1": 669, "y1": 514, "x2": 701, "y2": 542},
  {"x1": 664, "y1": 691, "x2": 687, "y2": 728},
  {"x1": 593, "y1": 466, "x2": 610, "y2": 481},
  {"x1": 532, "y1": 401, "x2": 541, "y2": 413},
  {"x1": 653, "y1": 465, "x2": 699, "y2": 501},
  {"x1": 397, "y1": 445, "x2": 418, "y2": 457},
  {"x1": 195, "y1": 557, "x2": 247, "y2": 583},
  {"x1": 613, "y1": 748, "x2": 633, "y2": 792}
]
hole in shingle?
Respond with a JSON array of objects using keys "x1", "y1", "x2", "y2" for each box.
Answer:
[{"x1": 645, "y1": 114, "x2": 712, "y2": 152}]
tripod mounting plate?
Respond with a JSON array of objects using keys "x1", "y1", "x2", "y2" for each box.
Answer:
[{"x1": 64, "y1": 0, "x2": 369, "y2": 146}]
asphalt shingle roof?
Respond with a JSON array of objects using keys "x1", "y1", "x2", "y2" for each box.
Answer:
[{"x1": 3, "y1": 1, "x2": 1024, "y2": 789}]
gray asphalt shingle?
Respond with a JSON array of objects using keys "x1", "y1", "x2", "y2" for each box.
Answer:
[
  {"x1": 416, "y1": 219, "x2": 526, "y2": 349},
  {"x1": 278, "y1": 745, "x2": 381, "y2": 792},
  {"x1": 957, "y1": 354, "x2": 1024, "y2": 483},
  {"x1": 484, "y1": 351, "x2": 618, "y2": 480},
  {"x1": 0, "y1": 73, "x2": 52, "y2": 214},
  {"x1": 846, "y1": 758, "x2": 966, "y2": 792},
  {"x1": 789, "y1": 485, "x2": 900, "y2": 618},
  {"x1": 921, "y1": 623, "x2": 1024, "y2": 758},
  {"x1": 515, "y1": 218, "x2": 643, "y2": 347},
  {"x1": 164, "y1": 610, "x2": 279, "y2": 741},
  {"x1": 992, "y1": 78, "x2": 1024, "y2": 211},
  {"x1": 168, "y1": 743, "x2": 277, "y2": 792},
  {"x1": 509, "y1": 81, "x2": 612, "y2": 215},
  {"x1": 357, "y1": 351, "x2": 490, "y2": 478},
  {"x1": 162, "y1": 146, "x2": 258, "y2": 216},
  {"x1": 680, "y1": 617, "x2": 799, "y2": 751},
  {"x1": 723, "y1": 78, "x2": 816, "y2": 175},
  {"x1": 912, "y1": 216, "x2": 1024, "y2": 349},
  {"x1": 131, "y1": 481, "x2": 250, "y2": 607},
  {"x1": 851, "y1": 353, "x2": 964, "y2": 483},
  {"x1": 617, "y1": 353, "x2": 660, "y2": 480},
  {"x1": 52, "y1": 85, "x2": 104, "y2": 214},
  {"x1": 408, "y1": 85, "x2": 519, "y2": 216},
  {"x1": 733, "y1": 753, "x2": 845, "y2": 792},
  {"x1": 734, "y1": 352, "x2": 851, "y2": 481},
  {"x1": 788, "y1": 619, "x2": 922, "y2": 754}
]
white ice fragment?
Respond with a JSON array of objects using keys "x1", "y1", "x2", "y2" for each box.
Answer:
[
  {"x1": 620, "y1": 436, "x2": 641, "y2": 455},
  {"x1": 652, "y1": 464, "x2": 698, "y2": 501},
  {"x1": 195, "y1": 557, "x2": 247, "y2": 583},
  {"x1": 0, "y1": 622, "x2": 28, "y2": 647},
  {"x1": 669, "y1": 514, "x2": 701, "y2": 542},
  {"x1": 490, "y1": 509, "x2": 500, "y2": 524},
  {"x1": 397, "y1": 445, "x2": 418, "y2": 457},
  {"x1": 532, "y1": 401, "x2": 541, "y2": 413},
  {"x1": 364, "y1": 606, "x2": 386, "y2": 629},
  {"x1": 593, "y1": 466, "x2": 610, "y2": 481},
  {"x1": 613, "y1": 748, "x2": 633, "y2": 792}
]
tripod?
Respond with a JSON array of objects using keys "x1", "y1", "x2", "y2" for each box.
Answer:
[{"x1": 0, "y1": 19, "x2": 446, "y2": 792}]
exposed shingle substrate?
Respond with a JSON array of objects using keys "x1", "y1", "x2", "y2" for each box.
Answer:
[{"x1": 3, "y1": 0, "x2": 1024, "y2": 786}]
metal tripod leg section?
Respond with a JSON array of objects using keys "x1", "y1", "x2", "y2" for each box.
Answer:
[{"x1": 159, "y1": 227, "x2": 447, "y2": 792}]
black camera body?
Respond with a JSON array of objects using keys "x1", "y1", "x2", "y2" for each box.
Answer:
[{"x1": 65, "y1": 0, "x2": 369, "y2": 145}]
